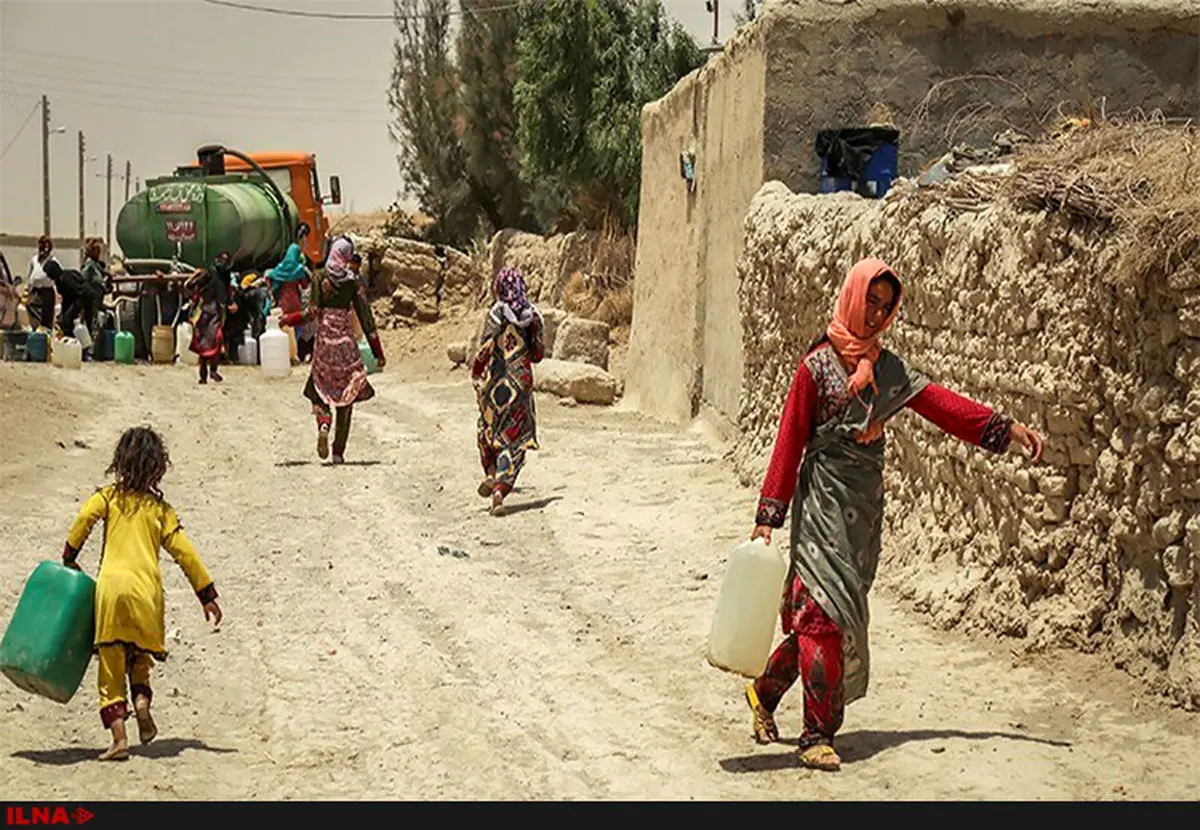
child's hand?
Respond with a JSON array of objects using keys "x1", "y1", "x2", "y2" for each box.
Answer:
[{"x1": 203, "y1": 600, "x2": 223, "y2": 627}]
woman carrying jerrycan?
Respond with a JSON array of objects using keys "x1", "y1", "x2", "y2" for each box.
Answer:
[{"x1": 740, "y1": 257, "x2": 1044, "y2": 771}]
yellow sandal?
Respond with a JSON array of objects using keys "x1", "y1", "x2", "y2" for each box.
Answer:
[
  {"x1": 799, "y1": 743, "x2": 842, "y2": 771},
  {"x1": 744, "y1": 683, "x2": 779, "y2": 744}
]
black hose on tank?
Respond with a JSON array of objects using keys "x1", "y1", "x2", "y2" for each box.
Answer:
[{"x1": 195, "y1": 145, "x2": 296, "y2": 250}]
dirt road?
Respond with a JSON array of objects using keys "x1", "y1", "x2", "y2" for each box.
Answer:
[{"x1": 1, "y1": 330, "x2": 1197, "y2": 800}]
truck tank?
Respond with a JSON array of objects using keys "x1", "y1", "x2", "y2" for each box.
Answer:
[{"x1": 115, "y1": 175, "x2": 300, "y2": 271}]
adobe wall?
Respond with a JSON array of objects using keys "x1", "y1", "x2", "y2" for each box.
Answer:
[
  {"x1": 626, "y1": 23, "x2": 766, "y2": 425},
  {"x1": 762, "y1": 0, "x2": 1199, "y2": 191}
]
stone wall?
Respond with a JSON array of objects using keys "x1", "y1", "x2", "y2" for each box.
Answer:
[{"x1": 734, "y1": 175, "x2": 1200, "y2": 708}]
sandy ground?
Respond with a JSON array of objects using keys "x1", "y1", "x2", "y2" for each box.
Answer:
[{"x1": 1, "y1": 317, "x2": 1198, "y2": 801}]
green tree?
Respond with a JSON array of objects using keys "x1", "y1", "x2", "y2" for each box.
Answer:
[
  {"x1": 514, "y1": 0, "x2": 703, "y2": 231},
  {"x1": 456, "y1": 0, "x2": 539, "y2": 234},
  {"x1": 387, "y1": 0, "x2": 475, "y2": 243}
]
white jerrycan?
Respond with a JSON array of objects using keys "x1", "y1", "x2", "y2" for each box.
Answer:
[
  {"x1": 59, "y1": 337, "x2": 82, "y2": 370},
  {"x1": 259, "y1": 313, "x2": 291, "y2": 377},
  {"x1": 72, "y1": 320, "x2": 93, "y2": 351},
  {"x1": 705, "y1": 538, "x2": 790, "y2": 678},
  {"x1": 176, "y1": 321, "x2": 198, "y2": 366},
  {"x1": 238, "y1": 327, "x2": 258, "y2": 365}
]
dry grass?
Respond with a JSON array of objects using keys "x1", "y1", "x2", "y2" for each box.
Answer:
[
  {"x1": 557, "y1": 220, "x2": 637, "y2": 328},
  {"x1": 918, "y1": 113, "x2": 1199, "y2": 289}
]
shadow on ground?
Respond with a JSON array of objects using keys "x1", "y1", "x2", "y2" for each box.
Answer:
[
  {"x1": 11, "y1": 738, "x2": 238, "y2": 766},
  {"x1": 718, "y1": 728, "x2": 1072, "y2": 772}
]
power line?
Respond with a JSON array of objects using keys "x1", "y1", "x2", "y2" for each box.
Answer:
[
  {"x1": 0, "y1": 101, "x2": 40, "y2": 161},
  {"x1": 200, "y1": 0, "x2": 521, "y2": 20},
  {"x1": 0, "y1": 82, "x2": 390, "y2": 125},
  {"x1": 2, "y1": 46, "x2": 382, "y2": 85},
  {"x1": 0, "y1": 80, "x2": 385, "y2": 119},
  {"x1": 1, "y1": 65, "x2": 386, "y2": 106}
]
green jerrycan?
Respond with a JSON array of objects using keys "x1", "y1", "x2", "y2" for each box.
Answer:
[
  {"x1": 114, "y1": 330, "x2": 135, "y2": 365},
  {"x1": 0, "y1": 561, "x2": 96, "y2": 703},
  {"x1": 358, "y1": 338, "x2": 380, "y2": 375}
]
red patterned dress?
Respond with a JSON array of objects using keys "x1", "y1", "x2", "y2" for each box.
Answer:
[
  {"x1": 471, "y1": 307, "x2": 545, "y2": 497},
  {"x1": 752, "y1": 340, "x2": 1013, "y2": 750}
]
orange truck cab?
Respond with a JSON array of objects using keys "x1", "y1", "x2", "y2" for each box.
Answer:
[{"x1": 175, "y1": 151, "x2": 341, "y2": 265}]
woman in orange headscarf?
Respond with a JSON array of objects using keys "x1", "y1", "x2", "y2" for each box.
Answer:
[{"x1": 742, "y1": 258, "x2": 1043, "y2": 772}]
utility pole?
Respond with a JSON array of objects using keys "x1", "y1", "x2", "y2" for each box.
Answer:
[
  {"x1": 708, "y1": 0, "x2": 719, "y2": 44},
  {"x1": 105, "y1": 153, "x2": 113, "y2": 254},
  {"x1": 124, "y1": 160, "x2": 131, "y2": 202},
  {"x1": 42, "y1": 95, "x2": 51, "y2": 236},
  {"x1": 78, "y1": 130, "x2": 86, "y2": 260}
]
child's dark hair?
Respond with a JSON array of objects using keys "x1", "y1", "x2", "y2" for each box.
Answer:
[{"x1": 106, "y1": 427, "x2": 171, "y2": 499}]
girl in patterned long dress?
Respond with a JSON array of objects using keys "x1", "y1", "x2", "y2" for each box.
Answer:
[
  {"x1": 294, "y1": 236, "x2": 384, "y2": 464},
  {"x1": 471, "y1": 267, "x2": 545, "y2": 517},
  {"x1": 187, "y1": 252, "x2": 234, "y2": 384},
  {"x1": 743, "y1": 258, "x2": 1045, "y2": 772}
]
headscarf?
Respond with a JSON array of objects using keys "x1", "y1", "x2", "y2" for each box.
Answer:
[
  {"x1": 323, "y1": 236, "x2": 356, "y2": 286},
  {"x1": 492, "y1": 266, "x2": 539, "y2": 327},
  {"x1": 825, "y1": 257, "x2": 902, "y2": 442},
  {"x1": 268, "y1": 242, "x2": 306, "y2": 289}
]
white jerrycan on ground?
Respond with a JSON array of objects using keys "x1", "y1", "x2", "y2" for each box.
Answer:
[
  {"x1": 706, "y1": 538, "x2": 790, "y2": 678},
  {"x1": 57, "y1": 337, "x2": 82, "y2": 370},
  {"x1": 176, "y1": 320, "x2": 198, "y2": 366},
  {"x1": 238, "y1": 327, "x2": 258, "y2": 365},
  {"x1": 259, "y1": 313, "x2": 291, "y2": 377}
]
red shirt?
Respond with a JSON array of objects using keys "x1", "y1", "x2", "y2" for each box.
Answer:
[{"x1": 755, "y1": 345, "x2": 1013, "y2": 528}]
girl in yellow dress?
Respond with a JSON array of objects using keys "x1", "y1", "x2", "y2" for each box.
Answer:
[{"x1": 61, "y1": 426, "x2": 223, "y2": 762}]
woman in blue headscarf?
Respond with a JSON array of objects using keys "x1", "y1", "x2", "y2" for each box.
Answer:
[{"x1": 267, "y1": 223, "x2": 310, "y2": 319}]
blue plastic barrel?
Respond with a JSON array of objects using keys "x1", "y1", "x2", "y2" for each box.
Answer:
[{"x1": 861, "y1": 142, "x2": 899, "y2": 198}]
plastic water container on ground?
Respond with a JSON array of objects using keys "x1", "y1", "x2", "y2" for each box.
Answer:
[
  {"x1": 238, "y1": 329, "x2": 258, "y2": 365},
  {"x1": 26, "y1": 331, "x2": 49, "y2": 363},
  {"x1": 114, "y1": 330, "x2": 135, "y2": 364},
  {"x1": 57, "y1": 338, "x2": 82, "y2": 370},
  {"x1": 259, "y1": 314, "x2": 290, "y2": 377},
  {"x1": 2, "y1": 330, "x2": 28, "y2": 362},
  {"x1": 92, "y1": 329, "x2": 114, "y2": 362},
  {"x1": 151, "y1": 325, "x2": 174, "y2": 364},
  {"x1": 0, "y1": 561, "x2": 96, "y2": 704},
  {"x1": 176, "y1": 321, "x2": 198, "y2": 366},
  {"x1": 705, "y1": 539, "x2": 790, "y2": 678}
]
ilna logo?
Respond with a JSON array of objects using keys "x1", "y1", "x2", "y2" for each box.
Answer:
[{"x1": 5, "y1": 806, "x2": 94, "y2": 825}]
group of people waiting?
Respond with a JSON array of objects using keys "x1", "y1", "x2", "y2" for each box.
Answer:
[{"x1": 6, "y1": 235, "x2": 112, "y2": 345}]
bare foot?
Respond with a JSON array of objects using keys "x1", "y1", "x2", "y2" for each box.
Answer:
[
  {"x1": 135, "y1": 698, "x2": 157, "y2": 745},
  {"x1": 97, "y1": 740, "x2": 130, "y2": 761},
  {"x1": 490, "y1": 491, "x2": 507, "y2": 517},
  {"x1": 332, "y1": 454, "x2": 345, "y2": 465},
  {"x1": 317, "y1": 427, "x2": 329, "y2": 459},
  {"x1": 478, "y1": 477, "x2": 495, "y2": 498}
]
